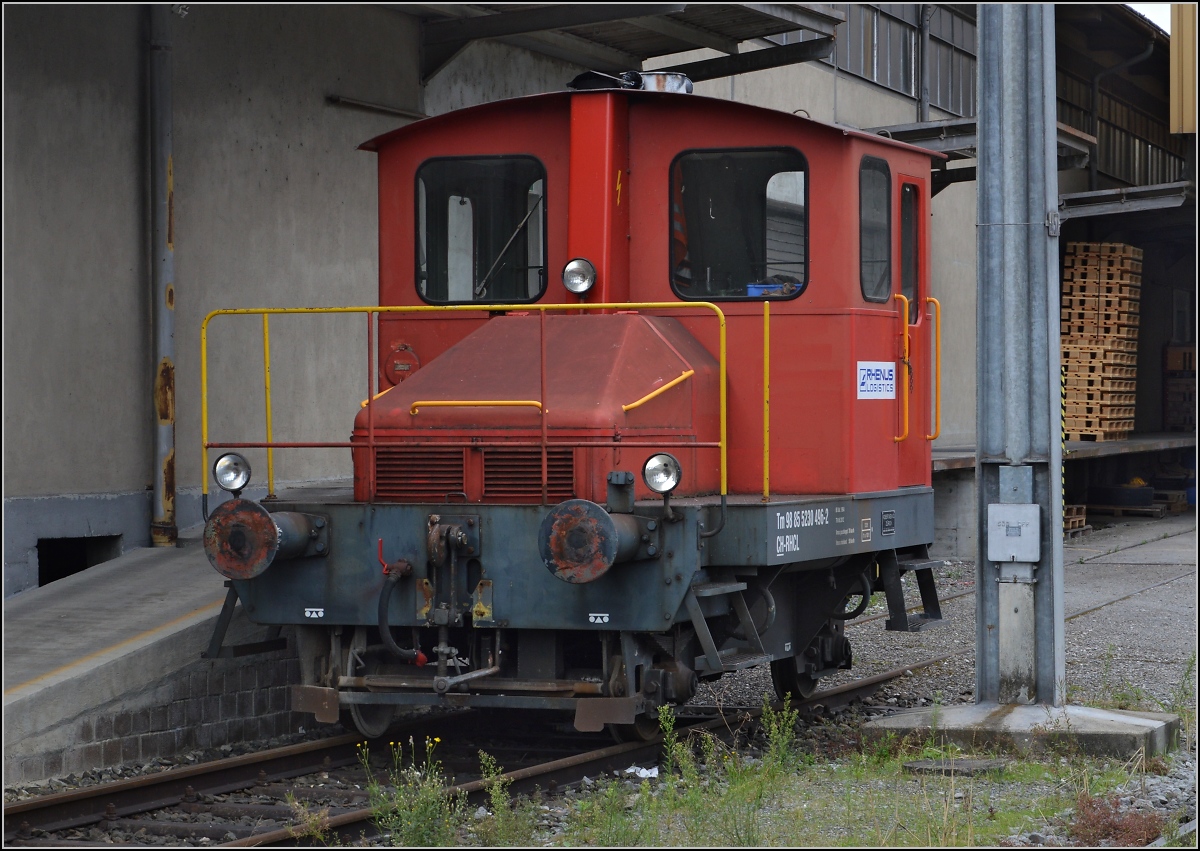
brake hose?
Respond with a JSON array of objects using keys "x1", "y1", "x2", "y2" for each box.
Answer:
[{"x1": 378, "y1": 571, "x2": 427, "y2": 665}]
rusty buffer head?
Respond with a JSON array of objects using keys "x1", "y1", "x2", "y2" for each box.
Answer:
[
  {"x1": 203, "y1": 499, "x2": 280, "y2": 580},
  {"x1": 539, "y1": 499, "x2": 620, "y2": 584}
]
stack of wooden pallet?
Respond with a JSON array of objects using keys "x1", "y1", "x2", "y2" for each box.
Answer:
[
  {"x1": 1061, "y1": 241, "x2": 1142, "y2": 441},
  {"x1": 1063, "y1": 503, "x2": 1090, "y2": 539}
]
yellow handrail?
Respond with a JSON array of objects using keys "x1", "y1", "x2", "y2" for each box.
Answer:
[
  {"x1": 622, "y1": 370, "x2": 694, "y2": 412},
  {"x1": 361, "y1": 385, "x2": 397, "y2": 409},
  {"x1": 262, "y1": 315, "x2": 275, "y2": 498},
  {"x1": 411, "y1": 400, "x2": 543, "y2": 415},
  {"x1": 200, "y1": 301, "x2": 728, "y2": 498},
  {"x1": 925, "y1": 296, "x2": 942, "y2": 440},
  {"x1": 893, "y1": 293, "x2": 910, "y2": 443},
  {"x1": 762, "y1": 301, "x2": 770, "y2": 502}
]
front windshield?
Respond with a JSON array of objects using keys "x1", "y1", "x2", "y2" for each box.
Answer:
[{"x1": 416, "y1": 156, "x2": 546, "y2": 304}]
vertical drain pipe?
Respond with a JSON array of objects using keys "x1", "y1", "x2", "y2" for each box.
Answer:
[
  {"x1": 918, "y1": 4, "x2": 931, "y2": 122},
  {"x1": 149, "y1": 5, "x2": 177, "y2": 546}
]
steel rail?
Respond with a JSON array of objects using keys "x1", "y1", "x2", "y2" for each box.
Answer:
[{"x1": 2, "y1": 732, "x2": 365, "y2": 840}]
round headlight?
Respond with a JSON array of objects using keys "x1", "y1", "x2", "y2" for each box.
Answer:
[
  {"x1": 642, "y1": 453, "x2": 682, "y2": 494},
  {"x1": 562, "y1": 258, "x2": 597, "y2": 295},
  {"x1": 213, "y1": 452, "x2": 252, "y2": 493}
]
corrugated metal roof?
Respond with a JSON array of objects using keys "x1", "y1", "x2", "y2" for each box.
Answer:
[
  {"x1": 396, "y1": 4, "x2": 845, "y2": 80},
  {"x1": 472, "y1": 3, "x2": 841, "y2": 56}
]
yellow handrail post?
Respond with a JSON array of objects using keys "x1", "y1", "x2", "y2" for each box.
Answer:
[
  {"x1": 893, "y1": 293, "x2": 910, "y2": 443},
  {"x1": 763, "y1": 301, "x2": 770, "y2": 502},
  {"x1": 200, "y1": 316, "x2": 210, "y2": 513},
  {"x1": 925, "y1": 296, "x2": 942, "y2": 441},
  {"x1": 262, "y1": 314, "x2": 276, "y2": 498}
]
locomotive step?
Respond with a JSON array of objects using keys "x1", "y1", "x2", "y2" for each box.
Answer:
[
  {"x1": 691, "y1": 580, "x2": 748, "y2": 597},
  {"x1": 896, "y1": 558, "x2": 944, "y2": 571},
  {"x1": 895, "y1": 612, "x2": 947, "y2": 632},
  {"x1": 695, "y1": 649, "x2": 771, "y2": 675}
]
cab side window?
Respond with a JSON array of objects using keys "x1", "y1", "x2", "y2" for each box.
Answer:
[
  {"x1": 670, "y1": 148, "x2": 807, "y2": 300},
  {"x1": 900, "y1": 183, "x2": 919, "y2": 322},
  {"x1": 416, "y1": 156, "x2": 546, "y2": 304},
  {"x1": 860, "y1": 157, "x2": 891, "y2": 303}
]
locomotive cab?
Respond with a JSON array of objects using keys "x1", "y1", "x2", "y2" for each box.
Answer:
[{"x1": 202, "y1": 75, "x2": 944, "y2": 739}]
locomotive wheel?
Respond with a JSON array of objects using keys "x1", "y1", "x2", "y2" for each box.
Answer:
[
  {"x1": 608, "y1": 713, "x2": 662, "y2": 743},
  {"x1": 770, "y1": 657, "x2": 818, "y2": 700},
  {"x1": 344, "y1": 626, "x2": 397, "y2": 738},
  {"x1": 348, "y1": 701, "x2": 397, "y2": 739}
]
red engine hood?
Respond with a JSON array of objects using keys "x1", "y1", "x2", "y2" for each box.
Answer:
[{"x1": 355, "y1": 313, "x2": 718, "y2": 433}]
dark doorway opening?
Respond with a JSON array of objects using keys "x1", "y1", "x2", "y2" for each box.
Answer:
[{"x1": 37, "y1": 536, "x2": 123, "y2": 587}]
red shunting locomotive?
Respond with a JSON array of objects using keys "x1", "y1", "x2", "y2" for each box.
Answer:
[{"x1": 202, "y1": 71, "x2": 945, "y2": 740}]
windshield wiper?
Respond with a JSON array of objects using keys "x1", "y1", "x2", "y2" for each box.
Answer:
[{"x1": 475, "y1": 195, "x2": 544, "y2": 298}]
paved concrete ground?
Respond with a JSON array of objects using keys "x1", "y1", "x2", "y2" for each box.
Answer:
[{"x1": 866, "y1": 511, "x2": 1197, "y2": 757}]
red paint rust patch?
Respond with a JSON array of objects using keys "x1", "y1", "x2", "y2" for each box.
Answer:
[{"x1": 203, "y1": 499, "x2": 279, "y2": 580}]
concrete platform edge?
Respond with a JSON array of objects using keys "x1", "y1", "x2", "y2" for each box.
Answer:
[{"x1": 863, "y1": 703, "x2": 1181, "y2": 758}]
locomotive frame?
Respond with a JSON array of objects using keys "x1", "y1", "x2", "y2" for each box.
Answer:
[{"x1": 201, "y1": 72, "x2": 946, "y2": 740}]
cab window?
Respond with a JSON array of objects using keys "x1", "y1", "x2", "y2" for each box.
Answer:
[
  {"x1": 669, "y1": 148, "x2": 807, "y2": 300},
  {"x1": 416, "y1": 157, "x2": 546, "y2": 304},
  {"x1": 860, "y1": 157, "x2": 891, "y2": 303},
  {"x1": 900, "y1": 183, "x2": 919, "y2": 322}
]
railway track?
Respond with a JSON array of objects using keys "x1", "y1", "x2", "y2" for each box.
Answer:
[{"x1": 5, "y1": 565, "x2": 1192, "y2": 847}]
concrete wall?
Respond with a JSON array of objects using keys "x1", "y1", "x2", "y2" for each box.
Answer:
[
  {"x1": 423, "y1": 39, "x2": 583, "y2": 115},
  {"x1": 4, "y1": 5, "x2": 150, "y2": 498},
  {"x1": 2, "y1": 5, "x2": 416, "y2": 592}
]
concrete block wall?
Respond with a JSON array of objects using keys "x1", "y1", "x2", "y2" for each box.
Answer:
[{"x1": 5, "y1": 640, "x2": 339, "y2": 786}]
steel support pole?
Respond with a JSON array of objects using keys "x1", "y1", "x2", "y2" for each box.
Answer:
[
  {"x1": 975, "y1": 5, "x2": 1065, "y2": 706},
  {"x1": 149, "y1": 5, "x2": 177, "y2": 546}
]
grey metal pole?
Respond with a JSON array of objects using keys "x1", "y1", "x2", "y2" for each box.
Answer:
[
  {"x1": 149, "y1": 5, "x2": 177, "y2": 547},
  {"x1": 975, "y1": 4, "x2": 1064, "y2": 706}
]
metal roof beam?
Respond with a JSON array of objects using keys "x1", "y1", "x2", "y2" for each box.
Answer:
[
  {"x1": 741, "y1": 3, "x2": 845, "y2": 38},
  {"x1": 660, "y1": 36, "x2": 834, "y2": 82},
  {"x1": 628, "y1": 15, "x2": 741, "y2": 55},
  {"x1": 1057, "y1": 181, "x2": 1194, "y2": 220},
  {"x1": 501, "y1": 30, "x2": 642, "y2": 73},
  {"x1": 424, "y1": 4, "x2": 687, "y2": 45}
]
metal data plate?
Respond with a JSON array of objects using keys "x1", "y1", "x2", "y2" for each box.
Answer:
[{"x1": 986, "y1": 503, "x2": 1041, "y2": 563}]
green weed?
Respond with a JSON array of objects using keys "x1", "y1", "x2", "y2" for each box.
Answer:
[{"x1": 360, "y1": 736, "x2": 466, "y2": 846}]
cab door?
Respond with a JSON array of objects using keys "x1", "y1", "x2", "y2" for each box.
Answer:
[{"x1": 896, "y1": 178, "x2": 933, "y2": 487}]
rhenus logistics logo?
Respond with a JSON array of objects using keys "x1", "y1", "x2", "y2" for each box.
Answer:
[{"x1": 857, "y1": 361, "x2": 896, "y2": 399}]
